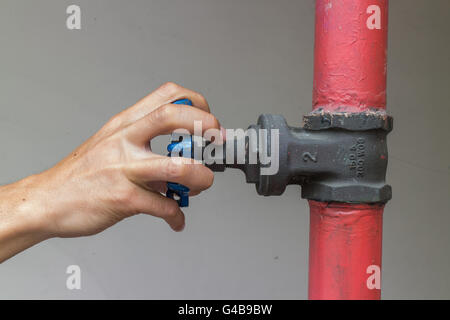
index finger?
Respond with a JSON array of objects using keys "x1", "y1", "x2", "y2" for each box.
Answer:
[
  {"x1": 121, "y1": 82, "x2": 211, "y2": 125},
  {"x1": 125, "y1": 103, "x2": 222, "y2": 145}
]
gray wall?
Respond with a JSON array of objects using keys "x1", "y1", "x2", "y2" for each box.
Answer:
[{"x1": 0, "y1": 0, "x2": 449, "y2": 299}]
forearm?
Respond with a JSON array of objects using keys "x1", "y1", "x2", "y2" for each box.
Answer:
[{"x1": 0, "y1": 175, "x2": 53, "y2": 263}]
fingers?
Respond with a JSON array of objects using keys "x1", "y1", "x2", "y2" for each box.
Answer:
[
  {"x1": 125, "y1": 156, "x2": 214, "y2": 194},
  {"x1": 125, "y1": 103, "x2": 221, "y2": 145},
  {"x1": 120, "y1": 82, "x2": 210, "y2": 124},
  {"x1": 131, "y1": 188, "x2": 185, "y2": 232},
  {"x1": 145, "y1": 181, "x2": 201, "y2": 196},
  {"x1": 145, "y1": 181, "x2": 168, "y2": 194},
  {"x1": 153, "y1": 82, "x2": 210, "y2": 112}
]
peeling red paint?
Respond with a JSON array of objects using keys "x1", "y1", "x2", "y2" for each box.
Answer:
[
  {"x1": 308, "y1": 0, "x2": 388, "y2": 300},
  {"x1": 313, "y1": 0, "x2": 388, "y2": 113}
]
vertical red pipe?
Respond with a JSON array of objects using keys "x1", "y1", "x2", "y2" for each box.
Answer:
[{"x1": 308, "y1": 0, "x2": 389, "y2": 300}]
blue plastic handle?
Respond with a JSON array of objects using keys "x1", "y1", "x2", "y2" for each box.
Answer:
[{"x1": 165, "y1": 99, "x2": 193, "y2": 207}]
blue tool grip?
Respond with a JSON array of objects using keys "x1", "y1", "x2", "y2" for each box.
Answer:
[{"x1": 166, "y1": 99, "x2": 193, "y2": 207}]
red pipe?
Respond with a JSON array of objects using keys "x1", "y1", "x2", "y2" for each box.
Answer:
[
  {"x1": 308, "y1": 0, "x2": 389, "y2": 300},
  {"x1": 308, "y1": 201, "x2": 384, "y2": 299}
]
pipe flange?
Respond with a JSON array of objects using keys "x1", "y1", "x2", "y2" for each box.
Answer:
[{"x1": 303, "y1": 111, "x2": 393, "y2": 132}]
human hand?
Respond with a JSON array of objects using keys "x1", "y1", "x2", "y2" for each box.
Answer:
[{"x1": 5, "y1": 82, "x2": 221, "y2": 242}]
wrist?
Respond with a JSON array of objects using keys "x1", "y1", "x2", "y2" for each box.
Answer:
[{"x1": 0, "y1": 174, "x2": 56, "y2": 243}]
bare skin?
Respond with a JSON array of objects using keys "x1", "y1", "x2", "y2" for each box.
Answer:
[{"x1": 0, "y1": 82, "x2": 223, "y2": 263}]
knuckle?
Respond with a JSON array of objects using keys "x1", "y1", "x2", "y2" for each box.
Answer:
[
  {"x1": 163, "y1": 104, "x2": 177, "y2": 118},
  {"x1": 158, "y1": 82, "x2": 181, "y2": 97},
  {"x1": 158, "y1": 104, "x2": 177, "y2": 121},
  {"x1": 148, "y1": 104, "x2": 177, "y2": 128},
  {"x1": 164, "y1": 202, "x2": 179, "y2": 218},
  {"x1": 165, "y1": 160, "x2": 187, "y2": 180}
]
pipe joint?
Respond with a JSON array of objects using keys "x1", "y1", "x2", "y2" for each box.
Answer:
[{"x1": 206, "y1": 111, "x2": 393, "y2": 204}]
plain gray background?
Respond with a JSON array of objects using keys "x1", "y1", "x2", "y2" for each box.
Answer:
[{"x1": 0, "y1": 0, "x2": 449, "y2": 299}]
